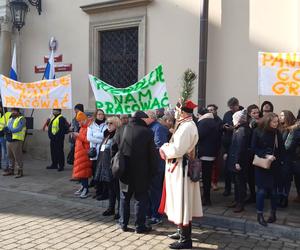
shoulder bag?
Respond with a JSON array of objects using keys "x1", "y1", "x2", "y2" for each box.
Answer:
[
  {"x1": 253, "y1": 134, "x2": 278, "y2": 169},
  {"x1": 111, "y1": 126, "x2": 128, "y2": 178}
]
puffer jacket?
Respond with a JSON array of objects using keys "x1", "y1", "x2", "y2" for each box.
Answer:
[
  {"x1": 72, "y1": 122, "x2": 92, "y2": 179},
  {"x1": 87, "y1": 121, "x2": 107, "y2": 160}
]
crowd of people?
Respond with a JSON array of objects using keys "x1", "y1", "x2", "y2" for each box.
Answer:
[{"x1": 1, "y1": 97, "x2": 300, "y2": 249}]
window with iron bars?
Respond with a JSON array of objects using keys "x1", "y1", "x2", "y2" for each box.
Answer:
[{"x1": 99, "y1": 27, "x2": 139, "y2": 88}]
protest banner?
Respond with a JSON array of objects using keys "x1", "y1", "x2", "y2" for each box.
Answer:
[
  {"x1": 258, "y1": 52, "x2": 300, "y2": 96},
  {"x1": 0, "y1": 75, "x2": 72, "y2": 109},
  {"x1": 89, "y1": 64, "x2": 170, "y2": 114}
]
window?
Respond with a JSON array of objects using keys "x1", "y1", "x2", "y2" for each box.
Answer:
[{"x1": 99, "y1": 27, "x2": 138, "y2": 88}]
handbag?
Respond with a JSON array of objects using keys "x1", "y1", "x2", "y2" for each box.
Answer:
[
  {"x1": 111, "y1": 126, "x2": 128, "y2": 178},
  {"x1": 185, "y1": 148, "x2": 202, "y2": 182},
  {"x1": 253, "y1": 134, "x2": 278, "y2": 169},
  {"x1": 88, "y1": 147, "x2": 97, "y2": 158},
  {"x1": 252, "y1": 155, "x2": 273, "y2": 169},
  {"x1": 188, "y1": 158, "x2": 202, "y2": 182}
]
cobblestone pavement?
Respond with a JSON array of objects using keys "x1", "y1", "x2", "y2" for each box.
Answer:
[{"x1": 0, "y1": 187, "x2": 300, "y2": 250}]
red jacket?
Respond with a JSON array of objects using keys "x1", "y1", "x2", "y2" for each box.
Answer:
[{"x1": 72, "y1": 122, "x2": 92, "y2": 179}]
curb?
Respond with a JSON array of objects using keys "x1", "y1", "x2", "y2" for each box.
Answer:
[{"x1": 193, "y1": 214, "x2": 300, "y2": 241}]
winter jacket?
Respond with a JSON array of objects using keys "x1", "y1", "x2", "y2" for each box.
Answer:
[
  {"x1": 94, "y1": 129, "x2": 115, "y2": 183},
  {"x1": 197, "y1": 113, "x2": 221, "y2": 160},
  {"x1": 251, "y1": 128, "x2": 284, "y2": 189},
  {"x1": 227, "y1": 123, "x2": 251, "y2": 172},
  {"x1": 87, "y1": 121, "x2": 107, "y2": 160},
  {"x1": 72, "y1": 122, "x2": 92, "y2": 179},
  {"x1": 149, "y1": 121, "x2": 169, "y2": 149},
  {"x1": 222, "y1": 106, "x2": 244, "y2": 151},
  {"x1": 112, "y1": 118, "x2": 158, "y2": 192},
  {"x1": 285, "y1": 127, "x2": 300, "y2": 161}
]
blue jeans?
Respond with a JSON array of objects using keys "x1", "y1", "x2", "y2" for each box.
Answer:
[
  {"x1": 81, "y1": 179, "x2": 89, "y2": 189},
  {"x1": 119, "y1": 189, "x2": 149, "y2": 229},
  {"x1": 149, "y1": 170, "x2": 164, "y2": 219},
  {"x1": 0, "y1": 137, "x2": 8, "y2": 169},
  {"x1": 256, "y1": 188, "x2": 277, "y2": 213}
]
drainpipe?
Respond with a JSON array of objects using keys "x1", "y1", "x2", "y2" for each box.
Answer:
[{"x1": 198, "y1": 0, "x2": 209, "y2": 109}]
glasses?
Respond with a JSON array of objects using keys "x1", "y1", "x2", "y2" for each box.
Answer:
[{"x1": 106, "y1": 122, "x2": 113, "y2": 125}]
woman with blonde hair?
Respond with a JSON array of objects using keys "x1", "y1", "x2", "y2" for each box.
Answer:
[{"x1": 94, "y1": 116, "x2": 122, "y2": 219}]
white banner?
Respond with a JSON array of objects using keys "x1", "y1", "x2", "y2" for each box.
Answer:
[
  {"x1": 0, "y1": 75, "x2": 72, "y2": 109},
  {"x1": 258, "y1": 52, "x2": 300, "y2": 96},
  {"x1": 89, "y1": 64, "x2": 170, "y2": 114}
]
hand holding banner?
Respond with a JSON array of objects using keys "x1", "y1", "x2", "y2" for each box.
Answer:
[
  {"x1": 0, "y1": 75, "x2": 72, "y2": 109},
  {"x1": 89, "y1": 64, "x2": 170, "y2": 114}
]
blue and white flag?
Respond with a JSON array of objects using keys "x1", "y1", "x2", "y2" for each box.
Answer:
[
  {"x1": 9, "y1": 44, "x2": 18, "y2": 81},
  {"x1": 44, "y1": 50, "x2": 55, "y2": 80}
]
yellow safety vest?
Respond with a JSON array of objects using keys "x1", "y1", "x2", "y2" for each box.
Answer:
[
  {"x1": 51, "y1": 114, "x2": 62, "y2": 135},
  {"x1": 11, "y1": 116, "x2": 26, "y2": 141},
  {"x1": 0, "y1": 112, "x2": 11, "y2": 131}
]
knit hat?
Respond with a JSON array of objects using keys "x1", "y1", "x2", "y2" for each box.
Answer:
[
  {"x1": 76, "y1": 111, "x2": 88, "y2": 122},
  {"x1": 232, "y1": 109, "x2": 248, "y2": 126}
]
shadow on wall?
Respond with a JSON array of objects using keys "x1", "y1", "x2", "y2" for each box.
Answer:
[{"x1": 206, "y1": 0, "x2": 300, "y2": 117}]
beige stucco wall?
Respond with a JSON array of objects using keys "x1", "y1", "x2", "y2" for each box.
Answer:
[
  {"x1": 206, "y1": 0, "x2": 300, "y2": 117},
  {"x1": 19, "y1": 0, "x2": 200, "y2": 131}
]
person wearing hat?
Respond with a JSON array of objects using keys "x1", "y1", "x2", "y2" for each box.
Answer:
[
  {"x1": 72, "y1": 111, "x2": 92, "y2": 198},
  {"x1": 159, "y1": 100, "x2": 202, "y2": 249},
  {"x1": 47, "y1": 109, "x2": 68, "y2": 171},
  {"x1": 0, "y1": 104, "x2": 11, "y2": 171},
  {"x1": 67, "y1": 103, "x2": 84, "y2": 165},
  {"x1": 113, "y1": 110, "x2": 158, "y2": 233},
  {"x1": 226, "y1": 109, "x2": 251, "y2": 213},
  {"x1": 3, "y1": 108, "x2": 26, "y2": 178}
]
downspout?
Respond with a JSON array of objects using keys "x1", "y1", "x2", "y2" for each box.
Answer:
[{"x1": 198, "y1": 0, "x2": 209, "y2": 109}]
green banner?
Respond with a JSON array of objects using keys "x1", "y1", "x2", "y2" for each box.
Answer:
[{"x1": 89, "y1": 65, "x2": 170, "y2": 114}]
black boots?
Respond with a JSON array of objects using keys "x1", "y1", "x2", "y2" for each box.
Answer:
[
  {"x1": 257, "y1": 213, "x2": 267, "y2": 227},
  {"x1": 169, "y1": 225, "x2": 192, "y2": 249},
  {"x1": 267, "y1": 211, "x2": 276, "y2": 223}
]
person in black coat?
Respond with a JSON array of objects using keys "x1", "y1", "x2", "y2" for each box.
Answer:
[
  {"x1": 277, "y1": 110, "x2": 296, "y2": 208},
  {"x1": 197, "y1": 108, "x2": 221, "y2": 206},
  {"x1": 222, "y1": 97, "x2": 244, "y2": 196},
  {"x1": 285, "y1": 121, "x2": 300, "y2": 203},
  {"x1": 113, "y1": 111, "x2": 158, "y2": 233},
  {"x1": 251, "y1": 113, "x2": 284, "y2": 227},
  {"x1": 207, "y1": 104, "x2": 223, "y2": 191},
  {"x1": 245, "y1": 104, "x2": 260, "y2": 203},
  {"x1": 226, "y1": 109, "x2": 251, "y2": 212},
  {"x1": 47, "y1": 109, "x2": 68, "y2": 171}
]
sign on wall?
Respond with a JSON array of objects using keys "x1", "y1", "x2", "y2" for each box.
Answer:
[
  {"x1": 258, "y1": 52, "x2": 300, "y2": 96},
  {"x1": 89, "y1": 64, "x2": 170, "y2": 114},
  {"x1": 0, "y1": 75, "x2": 72, "y2": 109}
]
